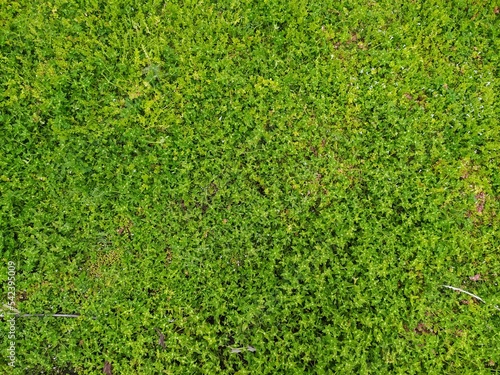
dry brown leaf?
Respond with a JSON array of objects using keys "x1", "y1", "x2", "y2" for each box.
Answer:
[
  {"x1": 103, "y1": 361, "x2": 112, "y2": 375},
  {"x1": 156, "y1": 329, "x2": 166, "y2": 349},
  {"x1": 475, "y1": 192, "x2": 486, "y2": 213},
  {"x1": 469, "y1": 274, "x2": 481, "y2": 282}
]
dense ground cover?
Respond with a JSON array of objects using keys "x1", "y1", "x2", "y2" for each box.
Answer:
[{"x1": 1, "y1": 0, "x2": 499, "y2": 373}]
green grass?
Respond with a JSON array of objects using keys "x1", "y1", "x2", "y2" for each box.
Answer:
[{"x1": 1, "y1": 0, "x2": 499, "y2": 373}]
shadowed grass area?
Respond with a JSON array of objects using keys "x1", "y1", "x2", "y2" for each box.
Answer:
[{"x1": 1, "y1": 0, "x2": 499, "y2": 373}]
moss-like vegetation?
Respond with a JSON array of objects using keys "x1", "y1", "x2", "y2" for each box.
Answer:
[{"x1": 1, "y1": 0, "x2": 499, "y2": 373}]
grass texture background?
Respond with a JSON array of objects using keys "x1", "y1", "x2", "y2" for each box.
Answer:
[{"x1": 1, "y1": 0, "x2": 500, "y2": 373}]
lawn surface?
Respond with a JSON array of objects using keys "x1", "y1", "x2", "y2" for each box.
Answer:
[{"x1": 1, "y1": 0, "x2": 500, "y2": 373}]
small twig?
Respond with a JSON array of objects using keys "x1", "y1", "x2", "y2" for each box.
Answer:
[
  {"x1": 0, "y1": 313, "x2": 82, "y2": 318},
  {"x1": 1, "y1": 297, "x2": 179, "y2": 321},
  {"x1": 1, "y1": 312, "x2": 178, "y2": 322},
  {"x1": 229, "y1": 345, "x2": 256, "y2": 353},
  {"x1": 441, "y1": 285, "x2": 486, "y2": 303},
  {"x1": 441, "y1": 285, "x2": 500, "y2": 311},
  {"x1": 20, "y1": 314, "x2": 81, "y2": 318}
]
